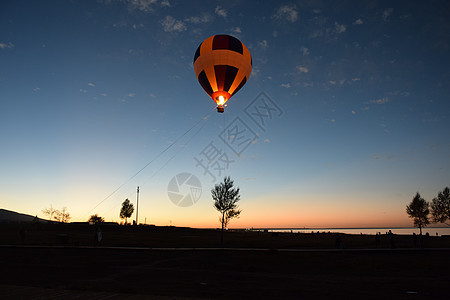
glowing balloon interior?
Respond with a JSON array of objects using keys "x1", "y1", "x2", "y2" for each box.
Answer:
[{"x1": 193, "y1": 34, "x2": 252, "y2": 113}]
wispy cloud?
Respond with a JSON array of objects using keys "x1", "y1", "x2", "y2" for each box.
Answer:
[
  {"x1": 296, "y1": 65, "x2": 309, "y2": 73},
  {"x1": 250, "y1": 65, "x2": 261, "y2": 78},
  {"x1": 300, "y1": 46, "x2": 309, "y2": 56},
  {"x1": 88, "y1": 82, "x2": 95, "y2": 87},
  {"x1": 353, "y1": 18, "x2": 363, "y2": 25},
  {"x1": 132, "y1": 23, "x2": 144, "y2": 30},
  {"x1": 185, "y1": 13, "x2": 212, "y2": 24},
  {"x1": 328, "y1": 79, "x2": 347, "y2": 86},
  {"x1": 231, "y1": 27, "x2": 241, "y2": 34},
  {"x1": 335, "y1": 22, "x2": 347, "y2": 34},
  {"x1": 161, "y1": 0, "x2": 170, "y2": 7},
  {"x1": 274, "y1": 5, "x2": 298, "y2": 22},
  {"x1": 80, "y1": 89, "x2": 87, "y2": 93},
  {"x1": 366, "y1": 97, "x2": 389, "y2": 105},
  {"x1": 373, "y1": 153, "x2": 395, "y2": 161},
  {"x1": 120, "y1": 92, "x2": 136, "y2": 102},
  {"x1": 280, "y1": 83, "x2": 291, "y2": 88},
  {"x1": 308, "y1": 29, "x2": 323, "y2": 39},
  {"x1": 161, "y1": 16, "x2": 186, "y2": 32},
  {"x1": 0, "y1": 42, "x2": 14, "y2": 49},
  {"x1": 113, "y1": 22, "x2": 144, "y2": 30},
  {"x1": 33, "y1": 87, "x2": 40, "y2": 92},
  {"x1": 382, "y1": 8, "x2": 393, "y2": 22},
  {"x1": 128, "y1": 0, "x2": 158, "y2": 12},
  {"x1": 128, "y1": 48, "x2": 144, "y2": 56},
  {"x1": 113, "y1": 21, "x2": 128, "y2": 28},
  {"x1": 215, "y1": 6, "x2": 227, "y2": 18},
  {"x1": 258, "y1": 40, "x2": 268, "y2": 49}
]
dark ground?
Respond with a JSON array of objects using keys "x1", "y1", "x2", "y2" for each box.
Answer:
[{"x1": 1, "y1": 223, "x2": 449, "y2": 299}]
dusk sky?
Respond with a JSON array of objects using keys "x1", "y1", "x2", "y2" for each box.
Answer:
[{"x1": 1, "y1": 0, "x2": 449, "y2": 228}]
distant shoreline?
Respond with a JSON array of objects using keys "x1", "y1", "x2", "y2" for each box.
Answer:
[{"x1": 236, "y1": 226, "x2": 449, "y2": 230}]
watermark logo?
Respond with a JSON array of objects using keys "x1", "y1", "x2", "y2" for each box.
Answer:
[
  {"x1": 219, "y1": 116, "x2": 258, "y2": 156},
  {"x1": 193, "y1": 91, "x2": 283, "y2": 182},
  {"x1": 167, "y1": 173, "x2": 202, "y2": 207},
  {"x1": 244, "y1": 91, "x2": 283, "y2": 131},
  {"x1": 167, "y1": 92, "x2": 283, "y2": 206},
  {"x1": 194, "y1": 141, "x2": 235, "y2": 182}
]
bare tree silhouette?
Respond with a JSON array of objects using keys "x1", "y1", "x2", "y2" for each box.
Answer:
[
  {"x1": 42, "y1": 205, "x2": 57, "y2": 221},
  {"x1": 43, "y1": 205, "x2": 71, "y2": 223},
  {"x1": 54, "y1": 207, "x2": 71, "y2": 223}
]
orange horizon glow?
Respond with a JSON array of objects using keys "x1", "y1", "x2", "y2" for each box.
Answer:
[
  {"x1": 62, "y1": 207, "x2": 413, "y2": 229},
  {"x1": 7, "y1": 183, "x2": 427, "y2": 230}
]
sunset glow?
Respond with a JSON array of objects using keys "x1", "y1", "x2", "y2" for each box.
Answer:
[{"x1": 1, "y1": 1, "x2": 449, "y2": 229}]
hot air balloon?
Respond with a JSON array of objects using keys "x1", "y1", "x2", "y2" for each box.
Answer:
[{"x1": 193, "y1": 34, "x2": 252, "y2": 113}]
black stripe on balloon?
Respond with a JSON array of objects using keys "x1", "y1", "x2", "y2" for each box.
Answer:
[
  {"x1": 214, "y1": 65, "x2": 238, "y2": 92},
  {"x1": 212, "y1": 35, "x2": 243, "y2": 54},
  {"x1": 193, "y1": 45, "x2": 201, "y2": 63},
  {"x1": 224, "y1": 65, "x2": 238, "y2": 92},
  {"x1": 198, "y1": 70, "x2": 213, "y2": 96},
  {"x1": 212, "y1": 35, "x2": 228, "y2": 51},
  {"x1": 214, "y1": 65, "x2": 227, "y2": 91},
  {"x1": 228, "y1": 36, "x2": 243, "y2": 54},
  {"x1": 231, "y1": 76, "x2": 247, "y2": 96}
]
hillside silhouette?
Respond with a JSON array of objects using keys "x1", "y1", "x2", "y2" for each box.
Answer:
[{"x1": 0, "y1": 208, "x2": 45, "y2": 223}]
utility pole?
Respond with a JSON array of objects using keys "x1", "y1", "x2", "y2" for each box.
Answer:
[{"x1": 136, "y1": 186, "x2": 139, "y2": 225}]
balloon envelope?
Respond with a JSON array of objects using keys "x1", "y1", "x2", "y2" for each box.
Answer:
[{"x1": 193, "y1": 34, "x2": 252, "y2": 112}]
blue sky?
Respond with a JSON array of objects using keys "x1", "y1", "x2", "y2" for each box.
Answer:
[{"x1": 1, "y1": 0, "x2": 449, "y2": 228}]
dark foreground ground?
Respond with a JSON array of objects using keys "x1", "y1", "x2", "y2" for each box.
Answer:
[{"x1": 1, "y1": 223, "x2": 449, "y2": 299}]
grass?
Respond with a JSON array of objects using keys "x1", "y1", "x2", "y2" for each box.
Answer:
[
  {"x1": 2, "y1": 222, "x2": 450, "y2": 249},
  {"x1": 1, "y1": 222, "x2": 449, "y2": 299}
]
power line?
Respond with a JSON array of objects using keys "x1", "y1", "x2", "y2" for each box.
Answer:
[
  {"x1": 100, "y1": 117, "x2": 210, "y2": 219},
  {"x1": 85, "y1": 106, "x2": 216, "y2": 217}
]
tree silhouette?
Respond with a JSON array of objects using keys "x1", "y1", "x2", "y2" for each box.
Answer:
[
  {"x1": 54, "y1": 207, "x2": 71, "y2": 223},
  {"x1": 42, "y1": 205, "x2": 57, "y2": 221},
  {"x1": 406, "y1": 193, "x2": 430, "y2": 235},
  {"x1": 120, "y1": 198, "x2": 134, "y2": 225},
  {"x1": 88, "y1": 214, "x2": 105, "y2": 223},
  {"x1": 211, "y1": 176, "x2": 241, "y2": 243},
  {"x1": 43, "y1": 206, "x2": 71, "y2": 223},
  {"x1": 431, "y1": 187, "x2": 450, "y2": 226}
]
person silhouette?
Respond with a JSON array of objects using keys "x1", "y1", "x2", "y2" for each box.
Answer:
[
  {"x1": 93, "y1": 226, "x2": 102, "y2": 246},
  {"x1": 375, "y1": 232, "x2": 380, "y2": 248}
]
